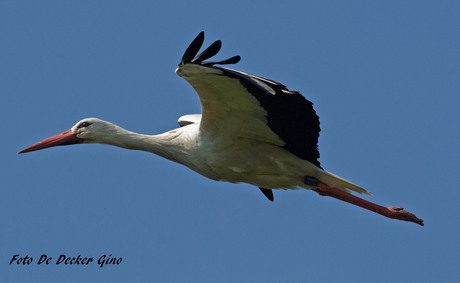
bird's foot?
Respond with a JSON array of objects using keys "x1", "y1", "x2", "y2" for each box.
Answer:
[
  {"x1": 385, "y1": 207, "x2": 424, "y2": 226},
  {"x1": 313, "y1": 181, "x2": 424, "y2": 226}
]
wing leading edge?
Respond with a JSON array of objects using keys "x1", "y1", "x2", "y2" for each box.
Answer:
[{"x1": 176, "y1": 32, "x2": 322, "y2": 201}]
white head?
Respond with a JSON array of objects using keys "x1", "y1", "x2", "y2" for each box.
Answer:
[
  {"x1": 18, "y1": 118, "x2": 124, "y2": 153},
  {"x1": 70, "y1": 118, "x2": 127, "y2": 144}
]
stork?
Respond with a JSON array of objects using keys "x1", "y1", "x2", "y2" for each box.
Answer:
[{"x1": 18, "y1": 32, "x2": 423, "y2": 226}]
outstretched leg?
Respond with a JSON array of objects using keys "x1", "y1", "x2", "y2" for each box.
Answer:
[{"x1": 308, "y1": 178, "x2": 424, "y2": 226}]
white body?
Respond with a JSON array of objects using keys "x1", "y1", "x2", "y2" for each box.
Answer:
[
  {"x1": 74, "y1": 115, "x2": 368, "y2": 194},
  {"x1": 69, "y1": 60, "x2": 370, "y2": 195},
  {"x1": 20, "y1": 33, "x2": 427, "y2": 225}
]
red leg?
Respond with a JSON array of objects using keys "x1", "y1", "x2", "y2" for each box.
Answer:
[{"x1": 313, "y1": 181, "x2": 424, "y2": 226}]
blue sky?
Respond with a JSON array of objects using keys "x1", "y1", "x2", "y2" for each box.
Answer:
[{"x1": 2, "y1": 1, "x2": 459, "y2": 282}]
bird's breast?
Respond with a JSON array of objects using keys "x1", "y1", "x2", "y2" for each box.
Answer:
[{"x1": 186, "y1": 134, "x2": 301, "y2": 186}]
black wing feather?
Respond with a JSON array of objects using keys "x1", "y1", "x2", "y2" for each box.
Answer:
[
  {"x1": 259, "y1": 187, "x2": 274, "y2": 201},
  {"x1": 191, "y1": 40, "x2": 222, "y2": 64},
  {"x1": 179, "y1": 32, "x2": 321, "y2": 168},
  {"x1": 202, "y1": 55, "x2": 241, "y2": 67},
  {"x1": 180, "y1": 32, "x2": 240, "y2": 67},
  {"x1": 218, "y1": 67, "x2": 322, "y2": 168},
  {"x1": 180, "y1": 32, "x2": 205, "y2": 65}
]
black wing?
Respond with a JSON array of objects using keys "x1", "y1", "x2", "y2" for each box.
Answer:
[{"x1": 177, "y1": 32, "x2": 321, "y2": 168}]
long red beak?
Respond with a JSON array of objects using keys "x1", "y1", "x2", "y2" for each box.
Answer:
[{"x1": 18, "y1": 129, "x2": 82, "y2": 154}]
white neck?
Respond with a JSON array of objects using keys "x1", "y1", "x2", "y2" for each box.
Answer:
[{"x1": 96, "y1": 125, "x2": 189, "y2": 164}]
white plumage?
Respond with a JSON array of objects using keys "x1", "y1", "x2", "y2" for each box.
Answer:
[{"x1": 18, "y1": 32, "x2": 423, "y2": 226}]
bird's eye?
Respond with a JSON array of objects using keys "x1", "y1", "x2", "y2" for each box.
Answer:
[{"x1": 77, "y1": 122, "x2": 92, "y2": 129}]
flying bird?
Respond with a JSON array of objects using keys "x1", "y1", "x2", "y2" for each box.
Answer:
[{"x1": 18, "y1": 32, "x2": 423, "y2": 226}]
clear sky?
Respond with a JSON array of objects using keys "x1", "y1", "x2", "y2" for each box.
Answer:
[{"x1": 2, "y1": 1, "x2": 459, "y2": 282}]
